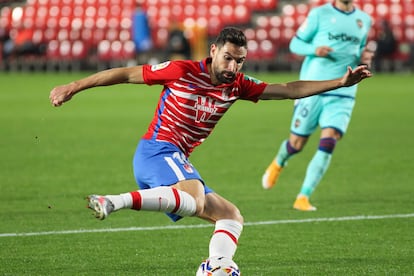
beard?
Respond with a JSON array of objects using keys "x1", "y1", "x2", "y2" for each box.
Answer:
[{"x1": 214, "y1": 70, "x2": 236, "y2": 84}]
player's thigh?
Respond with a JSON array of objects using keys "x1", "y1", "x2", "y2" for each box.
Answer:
[
  {"x1": 198, "y1": 193, "x2": 243, "y2": 224},
  {"x1": 133, "y1": 139, "x2": 203, "y2": 189},
  {"x1": 320, "y1": 97, "x2": 355, "y2": 135},
  {"x1": 290, "y1": 96, "x2": 322, "y2": 136}
]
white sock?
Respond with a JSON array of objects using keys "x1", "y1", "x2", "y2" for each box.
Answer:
[
  {"x1": 209, "y1": 219, "x2": 243, "y2": 259},
  {"x1": 106, "y1": 193, "x2": 133, "y2": 211},
  {"x1": 108, "y1": 187, "x2": 196, "y2": 217}
]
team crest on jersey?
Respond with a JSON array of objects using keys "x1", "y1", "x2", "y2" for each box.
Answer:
[
  {"x1": 356, "y1": 19, "x2": 363, "y2": 29},
  {"x1": 172, "y1": 152, "x2": 194, "y2": 173},
  {"x1": 194, "y1": 96, "x2": 217, "y2": 123},
  {"x1": 151, "y1": 61, "x2": 171, "y2": 71},
  {"x1": 183, "y1": 163, "x2": 193, "y2": 173},
  {"x1": 294, "y1": 119, "x2": 301, "y2": 128}
]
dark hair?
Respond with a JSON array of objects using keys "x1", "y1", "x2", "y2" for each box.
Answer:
[{"x1": 215, "y1": 27, "x2": 247, "y2": 48}]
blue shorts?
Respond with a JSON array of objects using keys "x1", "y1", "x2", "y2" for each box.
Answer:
[
  {"x1": 290, "y1": 95, "x2": 355, "y2": 137},
  {"x1": 132, "y1": 139, "x2": 214, "y2": 221}
]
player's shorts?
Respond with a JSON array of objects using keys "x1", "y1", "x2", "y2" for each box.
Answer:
[
  {"x1": 132, "y1": 138, "x2": 214, "y2": 221},
  {"x1": 290, "y1": 95, "x2": 355, "y2": 137}
]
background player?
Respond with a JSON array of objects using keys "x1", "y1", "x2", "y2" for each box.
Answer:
[
  {"x1": 262, "y1": 0, "x2": 374, "y2": 211},
  {"x1": 49, "y1": 27, "x2": 371, "y2": 263}
]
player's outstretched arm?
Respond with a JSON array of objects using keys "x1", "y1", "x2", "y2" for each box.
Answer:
[
  {"x1": 49, "y1": 66, "x2": 144, "y2": 107},
  {"x1": 259, "y1": 65, "x2": 372, "y2": 100}
]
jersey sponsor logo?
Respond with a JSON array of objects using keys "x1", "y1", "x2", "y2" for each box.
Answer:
[
  {"x1": 194, "y1": 96, "x2": 217, "y2": 123},
  {"x1": 151, "y1": 61, "x2": 171, "y2": 71},
  {"x1": 328, "y1": 32, "x2": 360, "y2": 44}
]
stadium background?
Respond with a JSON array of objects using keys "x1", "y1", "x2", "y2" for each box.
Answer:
[
  {"x1": 1, "y1": 1, "x2": 414, "y2": 275},
  {"x1": 0, "y1": 0, "x2": 413, "y2": 72}
]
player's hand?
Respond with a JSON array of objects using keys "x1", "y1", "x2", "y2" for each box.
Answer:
[
  {"x1": 315, "y1": 46, "x2": 333, "y2": 57},
  {"x1": 341, "y1": 65, "x2": 372, "y2": 87},
  {"x1": 49, "y1": 83, "x2": 76, "y2": 107}
]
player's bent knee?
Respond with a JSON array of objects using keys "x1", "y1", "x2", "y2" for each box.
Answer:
[
  {"x1": 232, "y1": 209, "x2": 244, "y2": 225},
  {"x1": 199, "y1": 193, "x2": 244, "y2": 224},
  {"x1": 221, "y1": 203, "x2": 244, "y2": 224}
]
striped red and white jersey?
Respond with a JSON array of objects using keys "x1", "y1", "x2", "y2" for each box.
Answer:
[{"x1": 142, "y1": 58, "x2": 268, "y2": 156}]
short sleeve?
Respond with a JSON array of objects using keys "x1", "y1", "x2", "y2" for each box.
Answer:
[
  {"x1": 142, "y1": 61, "x2": 187, "y2": 85},
  {"x1": 238, "y1": 74, "x2": 268, "y2": 102}
]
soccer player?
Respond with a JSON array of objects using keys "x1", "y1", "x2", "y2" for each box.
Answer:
[
  {"x1": 49, "y1": 27, "x2": 371, "y2": 262},
  {"x1": 262, "y1": 0, "x2": 374, "y2": 211}
]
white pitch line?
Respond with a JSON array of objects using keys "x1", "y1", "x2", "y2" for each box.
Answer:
[{"x1": 1, "y1": 213, "x2": 413, "y2": 238}]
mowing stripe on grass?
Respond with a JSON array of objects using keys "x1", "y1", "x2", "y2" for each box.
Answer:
[{"x1": 1, "y1": 213, "x2": 413, "y2": 238}]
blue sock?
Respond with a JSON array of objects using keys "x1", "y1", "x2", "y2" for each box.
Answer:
[
  {"x1": 299, "y1": 138, "x2": 336, "y2": 197},
  {"x1": 276, "y1": 139, "x2": 300, "y2": 167}
]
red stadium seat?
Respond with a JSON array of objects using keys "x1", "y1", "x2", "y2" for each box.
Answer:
[
  {"x1": 46, "y1": 39, "x2": 60, "y2": 59},
  {"x1": 97, "y1": 40, "x2": 111, "y2": 61},
  {"x1": 110, "y1": 40, "x2": 123, "y2": 59},
  {"x1": 71, "y1": 40, "x2": 87, "y2": 59},
  {"x1": 269, "y1": 15, "x2": 282, "y2": 28},
  {"x1": 256, "y1": 15, "x2": 270, "y2": 29},
  {"x1": 259, "y1": 0, "x2": 277, "y2": 10},
  {"x1": 405, "y1": 27, "x2": 414, "y2": 42},
  {"x1": 268, "y1": 27, "x2": 281, "y2": 42},
  {"x1": 233, "y1": 5, "x2": 250, "y2": 24},
  {"x1": 255, "y1": 28, "x2": 269, "y2": 41},
  {"x1": 58, "y1": 40, "x2": 71, "y2": 59},
  {"x1": 244, "y1": 28, "x2": 256, "y2": 41},
  {"x1": 247, "y1": 39, "x2": 260, "y2": 60},
  {"x1": 122, "y1": 40, "x2": 136, "y2": 59},
  {"x1": 259, "y1": 39, "x2": 276, "y2": 59}
]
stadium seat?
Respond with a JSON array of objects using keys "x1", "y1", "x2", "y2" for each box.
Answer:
[
  {"x1": 58, "y1": 39, "x2": 71, "y2": 59},
  {"x1": 57, "y1": 29, "x2": 69, "y2": 41},
  {"x1": 105, "y1": 28, "x2": 119, "y2": 41},
  {"x1": 244, "y1": 28, "x2": 256, "y2": 41},
  {"x1": 3, "y1": 0, "x2": 413, "y2": 72},
  {"x1": 268, "y1": 27, "x2": 281, "y2": 42},
  {"x1": 256, "y1": 15, "x2": 270, "y2": 29},
  {"x1": 255, "y1": 28, "x2": 269, "y2": 41},
  {"x1": 269, "y1": 15, "x2": 282, "y2": 28},
  {"x1": 122, "y1": 40, "x2": 136, "y2": 60},
  {"x1": 96, "y1": 39, "x2": 111, "y2": 70},
  {"x1": 247, "y1": 39, "x2": 260, "y2": 60},
  {"x1": 233, "y1": 5, "x2": 250, "y2": 24},
  {"x1": 44, "y1": 28, "x2": 58, "y2": 41},
  {"x1": 71, "y1": 40, "x2": 87, "y2": 59},
  {"x1": 45, "y1": 39, "x2": 60, "y2": 69},
  {"x1": 259, "y1": 39, "x2": 276, "y2": 59},
  {"x1": 110, "y1": 40, "x2": 123, "y2": 59},
  {"x1": 258, "y1": 0, "x2": 277, "y2": 10},
  {"x1": 405, "y1": 27, "x2": 414, "y2": 42}
]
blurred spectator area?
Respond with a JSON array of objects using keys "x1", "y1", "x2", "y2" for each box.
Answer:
[{"x1": 0, "y1": 0, "x2": 413, "y2": 72}]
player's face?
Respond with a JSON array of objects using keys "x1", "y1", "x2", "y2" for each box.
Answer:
[{"x1": 210, "y1": 42, "x2": 247, "y2": 85}]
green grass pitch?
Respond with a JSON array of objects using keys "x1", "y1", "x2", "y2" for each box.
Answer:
[{"x1": 0, "y1": 71, "x2": 413, "y2": 275}]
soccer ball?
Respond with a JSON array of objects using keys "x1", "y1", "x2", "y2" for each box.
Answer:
[{"x1": 196, "y1": 256, "x2": 240, "y2": 276}]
